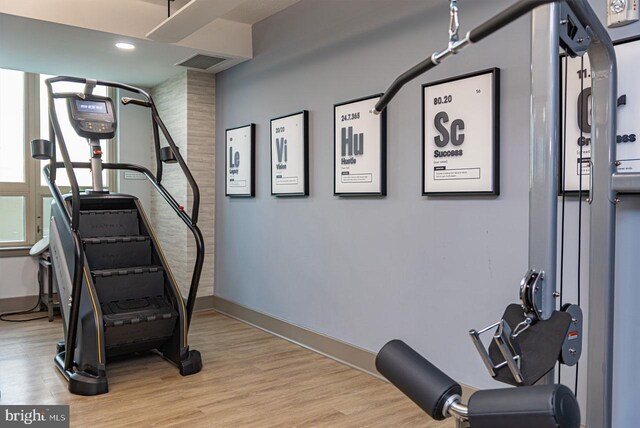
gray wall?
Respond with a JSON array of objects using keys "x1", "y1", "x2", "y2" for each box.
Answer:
[
  {"x1": 0, "y1": 256, "x2": 38, "y2": 299},
  {"x1": 215, "y1": 0, "x2": 640, "y2": 424},
  {"x1": 216, "y1": 0, "x2": 532, "y2": 390}
]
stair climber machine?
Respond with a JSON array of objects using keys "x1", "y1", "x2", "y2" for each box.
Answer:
[
  {"x1": 371, "y1": 1, "x2": 618, "y2": 428},
  {"x1": 30, "y1": 76, "x2": 204, "y2": 396}
]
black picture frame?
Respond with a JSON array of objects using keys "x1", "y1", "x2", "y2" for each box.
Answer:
[
  {"x1": 270, "y1": 111, "x2": 310, "y2": 197},
  {"x1": 559, "y1": 35, "x2": 640, "y2": 195},
  {"x1": 225, "y1": 124, "x2": 255, "y2": 197},
  {"x1": 333, "y1": 94, "x2": 387, "y2": 197},
  {"x1": 421, "y1": 68, "x2": 500, "y2": 196}
]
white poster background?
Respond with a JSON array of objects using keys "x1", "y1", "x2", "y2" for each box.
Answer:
[
  {"x1": 423, "y1": 71, "x2": 496, "y2": 194},
  {"x1": 562, "y1": 39, "x2": 640, "y2": 191},
  {"x1": 226, "y1": 125, "x2": 253, "y2": 196},
  {"x1": 271, "y1": 113, "x2": 306, "y2": 195},
  {"x1": 334, "y1": 96, "x2": 384, "y2": 194}
]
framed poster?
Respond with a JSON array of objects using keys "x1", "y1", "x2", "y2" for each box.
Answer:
[
  {"x1": 422, "y1": 68, "x2": 500, "y2": 195},
  {"x1": 560, "y1": 36, "x2": 640, "y2": 193},
  {"x1": 225, "y1": 124, "x2": 255, "y2": 197},
  {"x1": 334, "y1": 94, "x2": 387, "y2": 196},
  {"x1": 270, "y1": 111, "x2": 309, "y2": 196}
]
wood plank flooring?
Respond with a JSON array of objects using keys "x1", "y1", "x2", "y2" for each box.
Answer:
[{"x1": 0, "y1": 310, "x2": 453, "y2": 427}]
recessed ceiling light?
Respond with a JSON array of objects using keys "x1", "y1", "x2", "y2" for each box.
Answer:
[{"x1": 115, "y1": 42, "x2": 135, "y2": 50}]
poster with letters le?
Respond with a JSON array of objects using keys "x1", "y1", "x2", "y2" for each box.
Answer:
[
  {"x1": 271, "y1": 111, "x2": 309, "y2": 196},
  {"x1": 225, "y1": 124, "x2": 255, "y2": 197},
  {"x1": 334, "y1": 94, "x2": 387, "y2": 196},
  {"x1": 561, "y1": 37, "x2": 640, "y2": 193},
  {"x1": 422, "y1": 68, "x2": 500, "y2": 195}
]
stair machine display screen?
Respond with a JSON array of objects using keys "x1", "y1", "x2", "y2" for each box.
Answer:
[
  {"x1": 76, "y1": 100, "x2": 108, "y2": 113},
  {"x1": 67, "y1": 95, "x2": 116, "y2": 139}
]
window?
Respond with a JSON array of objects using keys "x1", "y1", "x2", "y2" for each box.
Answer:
[
  {"x1": 0, "y1": 70, "x2": 25, "y2": 183},
  {"x1": 0, "y1": 196, "x2": 25, "y2": 243},
  {"x1": 0, "y1": 69, "x2": 117, "y2": 248},
  {"x1": 0, "y1": 69, "x2": 32, "y2": 247}
]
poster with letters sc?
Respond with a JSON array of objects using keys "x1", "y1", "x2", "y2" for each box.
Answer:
[
  {"x1": 225, "y1": 124, "x2": 255, "y2": 197},
  {"x1": 423, "y1": 68, "x2": 500, "y2": 195},
  {"x1": 271, "y1": 111, "x2": 309, "y2": 196},
  {"x1": 334, "y1": 94, "x2": 387, "y2": 196}
]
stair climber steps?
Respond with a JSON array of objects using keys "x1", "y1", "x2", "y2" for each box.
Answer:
[
  {"x1": 92, "y1": 266, "x2": 165, "y2": 303},
  {"x1": 83, "y1": 236, "x2": 152, "y2": 270},
  {"x1": 79, "y1": 209, "x2": 139, "y2": 238},
  {"x1": 102, "y1": 296, "x2": 178, "y2": 355}
]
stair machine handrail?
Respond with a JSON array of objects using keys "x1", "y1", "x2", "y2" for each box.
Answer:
[
  {"x1": 43, "y1": 77, "x2": 206, "y2": 374},
  {"x1": 43, "y1": 161, "x2": 205, "y2": 327}
]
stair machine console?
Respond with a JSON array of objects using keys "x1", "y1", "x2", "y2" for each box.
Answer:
[{"x1": 31, "y1": 77, "x2": 204, "y2": 396}]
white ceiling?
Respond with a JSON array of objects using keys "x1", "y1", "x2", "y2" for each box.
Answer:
[{"x1": 0, "y1": 0, "x2": 300, "y2": 87}]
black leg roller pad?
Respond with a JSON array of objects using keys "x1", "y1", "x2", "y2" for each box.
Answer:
[
  {"x1": 375, "y1": 340, "x2": 462, "y2": 421},
  {"x1": 467, "y1": 384, "x2": 580, "y2": 428}
]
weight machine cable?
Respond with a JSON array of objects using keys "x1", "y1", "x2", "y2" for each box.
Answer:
[
  {"x1": 572, "y1": 55, "x2": 587, "y2": 398},
  {"x1": 558, "y1": 53, "x2": 569, "y2": 384}
]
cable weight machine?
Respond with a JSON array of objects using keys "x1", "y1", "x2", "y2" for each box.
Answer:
[{"x1": 371, "y1": 1, "x2": 618, "y2": 427}]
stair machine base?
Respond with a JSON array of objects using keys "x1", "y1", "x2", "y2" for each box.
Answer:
[
  {"x1": 55, "y1": 341, "x2": 202, "y2": 395},
  {"x1": 54, "y1": 351, "x2": 109, "y2": 396}
]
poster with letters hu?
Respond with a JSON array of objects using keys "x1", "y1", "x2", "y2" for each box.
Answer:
[
  {"x1": 561, "y1": 36, "x2": 640, "y2": 193},
  {"x1": 271, "y1": 111, "x2": 309, "y2": 196},
  {"x1": 334, "y1": 94, "x2": 387, "y2": 196},
  {"x1": 225, "y1": 124, "x2": 255, "y2": 197},
  {"x1": 422, "y1": 69, "x2": 500, "y2": 195}
]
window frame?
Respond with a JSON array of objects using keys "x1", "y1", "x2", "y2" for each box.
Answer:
[{"x1": 0, "y1": 71, "x2": 118, "y2": 251}]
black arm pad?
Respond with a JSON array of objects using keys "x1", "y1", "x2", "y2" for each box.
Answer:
[
  {"x1": 468, "y1": 384, "x2": 580, "y2": 428},
  {"x1": 375, "y1": 340, "x2": 461, "y2": 421}
]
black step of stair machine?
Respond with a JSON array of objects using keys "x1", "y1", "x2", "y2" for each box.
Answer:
[{"x1": 79, "y1": 206, "x2": 178, "y2": 357}]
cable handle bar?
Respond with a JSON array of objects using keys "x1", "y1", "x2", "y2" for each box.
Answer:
[{"x1": 372, "y1": 0, "x2": 604, "y2": 114}]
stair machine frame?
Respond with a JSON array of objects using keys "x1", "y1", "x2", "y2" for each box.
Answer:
[
  {"x1": 372, "y1": 1, "x2": 620, "y2": 427},
  {"x1": 38, "y1": 76, "x2": 205, "y2": 395}
]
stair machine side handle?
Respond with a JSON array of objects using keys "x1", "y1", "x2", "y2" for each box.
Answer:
[
  {"x1": 118, "y1": 92, "x2": 201, "y2": 226},
  {"x1": 148, "y1": 97, "x2": 203, "y2": 327},
  {"x1": 149, "y1": 103, "x2": 201, "y2": 224},
  {"x1": 376, "y1": 340, "x2": 580, "y2": 428},
  {"x1": 100, "y1": 162, "x2": 204, "y2": 328},
  {"x1": 118, "y1": 89, "x2": 204, "y2": 328},
  {"x1": 45, "y1": 80, "x2": 83, "y2": 365},
  {"x1": 119, "y1": 96, "x2": 163, "y2": 182},
  {"x1": 43, "y1": 77, "x2": 88, "y2": 372}
]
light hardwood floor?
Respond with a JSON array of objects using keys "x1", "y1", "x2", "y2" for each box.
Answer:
[{"x1": 0, "y1": 310, "x2": 453, "y2": 427}]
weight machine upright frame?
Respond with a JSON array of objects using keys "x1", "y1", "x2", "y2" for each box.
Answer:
[{"x1": 530, "y1": 3, "x2": 617, "y2": 428}]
